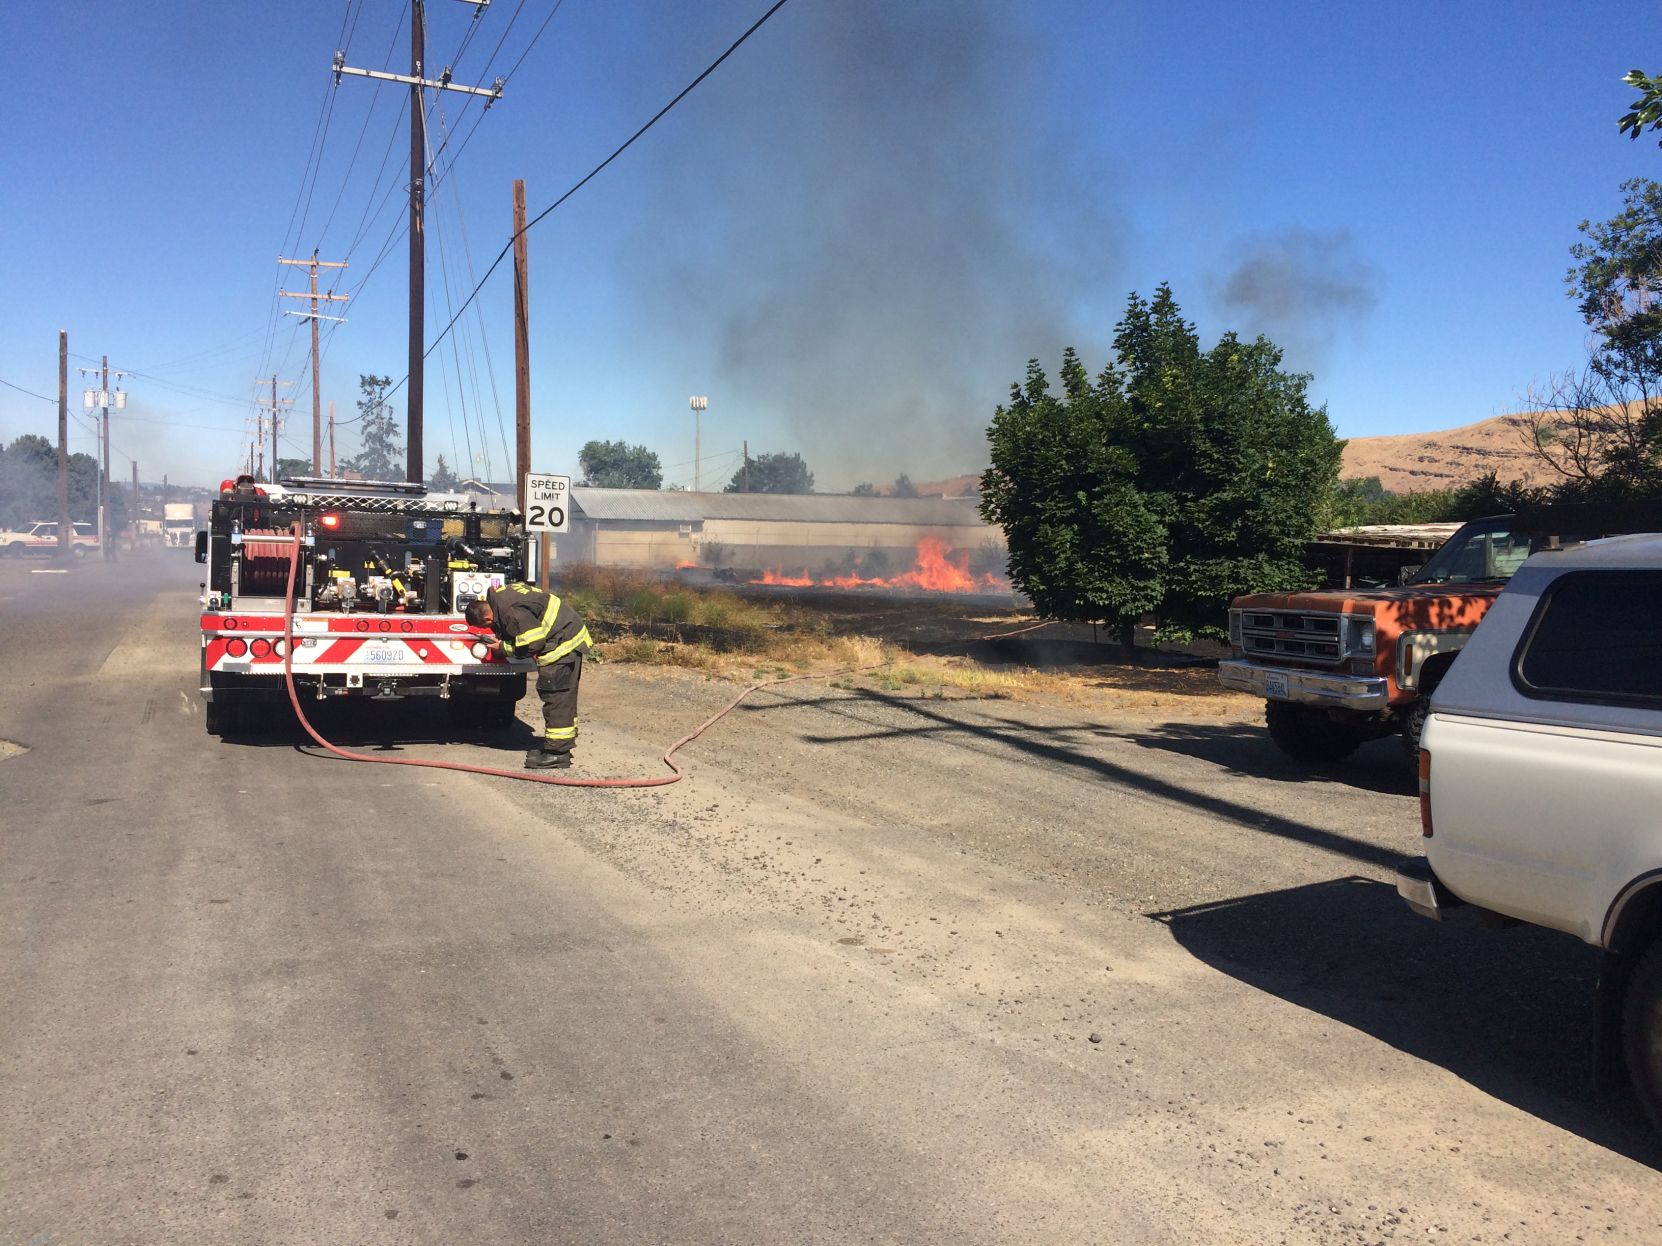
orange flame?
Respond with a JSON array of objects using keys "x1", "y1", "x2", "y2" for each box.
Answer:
[
  {"x1": 752, "y1": 538, "x2": 1007, "y2": 594},
  {"x1": 674, "y1": 560, "x2": 699, "y2": 570}
]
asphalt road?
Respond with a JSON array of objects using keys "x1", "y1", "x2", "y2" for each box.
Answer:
[{"x1": 4, "y1": 550, "x2": 1662, "y2": 1244}]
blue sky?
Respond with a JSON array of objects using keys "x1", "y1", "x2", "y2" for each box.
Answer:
[{"x1": 0, "y1": 0, "x2": 1653, "y2": 491}]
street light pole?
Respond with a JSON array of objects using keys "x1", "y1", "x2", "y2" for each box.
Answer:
[{"x1": 689, "y1": 395, "x2": 708, "y2": 491}]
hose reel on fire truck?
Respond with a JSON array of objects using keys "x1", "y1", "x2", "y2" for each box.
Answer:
[{"x1": 239, "y1": 528, "x2": 296, "y2": 596}]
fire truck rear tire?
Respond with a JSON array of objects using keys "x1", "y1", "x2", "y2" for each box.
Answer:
[
  {"x1": 480, "y1": 695, "x2": 520, "y2": 731},
  {"x1": 205, "y1": 697, "x2": 245, "y2": 738},
  {"x1": 1265, "y1": 700, "x2": 1364, "y2": 764},
  {"x1": 1623, "y1": 938, "x2": 1662, "y2": 1134}
]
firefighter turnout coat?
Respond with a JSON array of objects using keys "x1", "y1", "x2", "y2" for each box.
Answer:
[{"x1": 485, "y1": 583, "x2": 593, "y2": 667}]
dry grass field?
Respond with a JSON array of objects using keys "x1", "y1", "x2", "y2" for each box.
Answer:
[{"x1": 557, "y1": 564, "x2": 1257, "y2": 719}]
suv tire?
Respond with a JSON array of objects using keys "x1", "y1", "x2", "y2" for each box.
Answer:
[
  {"x1": 1265, "y1": 700, "x2": 1363, "y2": 764},
  {"x1": 1623, "y1": 938, "x2": 1662, "y2": 1132}
]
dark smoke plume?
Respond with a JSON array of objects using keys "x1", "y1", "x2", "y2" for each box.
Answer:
[
  {"x1": 1214, "y1": 226, "x2": 1380, "y2": 370},
  {"x1": 615, "y1": 0, "x2": 1122, "y2": 487}
]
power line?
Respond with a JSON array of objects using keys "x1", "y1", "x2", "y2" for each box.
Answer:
[
  {"x1": 0, "y1": 376, "x2": 54, "y2": 403},
  {"x1": 387, "y1": 0, "x2": 794, "y2": 402}
]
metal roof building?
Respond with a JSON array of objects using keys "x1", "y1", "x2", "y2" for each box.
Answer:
[
  {"x1": 569, "y1": 488, "x2": 984, "y2": 526},
  {"x1": 548, "y1": 487, "x2": 1000, "y2": 574}
]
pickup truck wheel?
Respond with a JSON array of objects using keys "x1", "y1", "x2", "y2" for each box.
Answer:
[
  {"x1": 5, "y1": 542, "x2": 25, "y2": 558},
  {"x1": 1623, "y1": 939, "x2": 1662, "y2": 1132},
  {"x1": 1265, "y1": 700, "x2": 1363, "y2": 764},
  {"x1": 1400, "y1": 697, "x2": 1430, "y2": 767}
]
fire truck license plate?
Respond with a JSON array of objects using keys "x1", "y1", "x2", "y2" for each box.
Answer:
[
  {"x1": 1264, "y1": 672, "x2": 1288, "y2": 699},
  {"x1": 364, "y1": 645, "x2": 403, "y2": 663}
]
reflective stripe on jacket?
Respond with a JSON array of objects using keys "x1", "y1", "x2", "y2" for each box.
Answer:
[{"x1": 485, "y1": 582, "x2": 592, "y2": 664}]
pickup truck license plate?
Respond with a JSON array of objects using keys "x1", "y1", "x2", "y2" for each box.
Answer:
[
  {"x1": 364, "y1": 645, "x2": 403, "y2": 664},
  {"x1": 1264, "y1": 671, "x2": 1288, "y2": 699}
]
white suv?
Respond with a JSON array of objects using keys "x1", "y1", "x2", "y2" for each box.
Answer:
[
  {"x1": 1398, "y1": 532, "x2": 1662, "y2": 1127},
  {"x1": 0, "y1": 521, "x2": 98, "y2": 557}
]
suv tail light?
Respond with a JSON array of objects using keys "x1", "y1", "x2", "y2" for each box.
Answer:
[{"x1": 1418, "y1": 749, "x2": 1433, "y2": 837}]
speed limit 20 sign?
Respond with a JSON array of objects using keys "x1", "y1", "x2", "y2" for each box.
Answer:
[{"x1": 523, "y1": 473, "x2": 571, "y2": 533}]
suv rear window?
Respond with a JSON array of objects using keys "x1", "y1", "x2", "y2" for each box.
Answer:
[{"x1": 1514, "y1": 571, "x2": 1662, "y2": 704}]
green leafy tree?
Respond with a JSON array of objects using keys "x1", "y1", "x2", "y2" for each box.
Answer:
[
  {"x1": 345, "y1": 374, "x2": 403, "y2": 481},
  {"x1": 981, "y1": 352, "x2": 1168, "y2": 655},
  {"x1": 983, "y1": 286, "x2": 1341, "y2": 653},
  {"x1": 725, "y1": 451, "x2": 813, "y2": 494},
  {"x1": 1524, "y1": 179, "x2": 1662, "y2": 496},
  {"x1": 1620, "y1": 70, "x2": 1662, "y2": 147},
  {"x1": 276, "y1": 457, "x2": 313, "y2": 480},
  {"x1": 1, "y1": 436, "x2": 146, "y2": 536},
  {"x1": 0, "y1": 435, "x2": 57, "y2": 529},
  {"x1": 578, "y1": 440, "x2": 663, "y2": 489},
  {"x1": 892, "y1": 473, "x2": 920, "y2": 497},
  {"x1": 850, "y1": 481, "x2": 878, "y2": 496},
  {"x1": 1118, "y1": 287, "x2": 1341, "y2": 640},
  {"x1": 428, "y1": 454, "x2": 460, "y2": 491}
]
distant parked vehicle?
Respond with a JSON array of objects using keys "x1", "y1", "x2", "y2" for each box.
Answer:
[
  {"x1": 1397, "y1": 532, "x2": 1662, "y2": 1130},
  {"x1": 163, "y1": 503, "x2": 196, "y2": 547},
  {"x1": 1220, "y1": 502, "x2": 1662, "y2": 767},
  {"x1": 0, "y1": 521, "x2": 98, "y2": 558}
]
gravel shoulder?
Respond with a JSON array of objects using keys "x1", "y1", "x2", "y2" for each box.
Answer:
[{"x1": 487, "y1": 663, "x2": 1662, "y2": 1242}]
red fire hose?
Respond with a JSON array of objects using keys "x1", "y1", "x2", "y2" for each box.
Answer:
[{"x1": 278, "y1": 523, "x2": 877, "y2": 788}]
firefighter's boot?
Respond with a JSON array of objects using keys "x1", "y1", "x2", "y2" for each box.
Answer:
[{"x1": 524, "y1": 748, "x2": 571, "y2": 770}]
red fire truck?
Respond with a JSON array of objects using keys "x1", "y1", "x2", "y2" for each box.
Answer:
[{"x1": 194, "y1": 477, "x2": 530, "y2": 737}]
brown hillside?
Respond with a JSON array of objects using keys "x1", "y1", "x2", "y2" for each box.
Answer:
[
  {"x1": 895, "y1": 412, "x2": 1563, "y2": 499},
  {"x1": 1340, "y1": 413, "x2": 1561, "y2": 494}
]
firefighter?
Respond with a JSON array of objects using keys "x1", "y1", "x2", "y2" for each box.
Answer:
[{"x1": 465, "y1": 582, "x2": 593, "y2": 769}]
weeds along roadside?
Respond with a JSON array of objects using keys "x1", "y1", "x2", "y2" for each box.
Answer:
[
  {"x1": 557, "y1": 562, "x2": 899, "y2": 678},
  {"x1": 552, "y1": 564, "x2": 1252, "y2": 713}
]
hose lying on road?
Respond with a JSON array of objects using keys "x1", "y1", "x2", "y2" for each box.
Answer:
[{"x1": 278, "y1": 523, "x2": 876, "y2": 789}]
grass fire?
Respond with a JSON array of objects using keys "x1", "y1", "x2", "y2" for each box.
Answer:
[{"x1": 754, "y1": 537, "x2": 1009, "y2": 594}]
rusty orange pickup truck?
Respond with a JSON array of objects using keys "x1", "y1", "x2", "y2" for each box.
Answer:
[{"x1": 1219, "y1": 506, "x2": 1660, "y2": 766}]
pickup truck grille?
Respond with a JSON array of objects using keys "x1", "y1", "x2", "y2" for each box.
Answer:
[{"x1": 1240, "y1": 611, "x2": 1344, "y2": 664}]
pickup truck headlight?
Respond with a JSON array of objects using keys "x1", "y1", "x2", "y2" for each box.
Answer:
[
  {"x1": 1227, "y1": 609, "x2": 1242, "y2": 647},
  {"x1": 1347, "y1": 617, "x2": 1376, "y2": 655}
]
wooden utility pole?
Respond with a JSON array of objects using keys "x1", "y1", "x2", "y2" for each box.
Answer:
[
  {"x1": 254, "y1": 377, "x2": 295, "y2": 481},
  {"x1": 407, "y1": 0, "x2": 426, "y2": 485},
  {"x1": 74, "y1": 356, "x2": 127, "y2": 556},
  {"x1": 511, "y1": 178, "x2": 549, "y2": 588},
  {"x1": 331, "y1": 0, "x2": 503, "y2": 486},
  {"x1": 130, "y1": 460, "x2": 139, "y2": 550},
  {"x1": 514, "y1": 178, "x2": 530, "y2": 513},
  {"x1": 56, "y1": 331, "x2": 69, "y2": 559},
  {"x1": 101, "y1": 357, "x2": 111, "y2": 551},
  {"x1": 279, "y1": 252, "x2": 348, "y2": 473}
]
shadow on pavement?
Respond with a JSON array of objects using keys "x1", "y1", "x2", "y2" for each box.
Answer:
[
  {"x1": 1110, "y1": 720, "x2": 1417, "y2": 797},
  {"x1": 218, "y1": 697, "x2": 538, "y2": 755},
  {"x1": 1151, "y1": 876, "x2": 1660, "y2": 1165},
  {"x1": 779, "y1": 688, "x2": 1411, "y2": 873}
]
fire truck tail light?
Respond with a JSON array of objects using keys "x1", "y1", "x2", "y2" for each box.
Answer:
[
  {"x1": 1419, "y1": 749, "x2": 1433, "y2": 837},
  {"x1": 273, "y1": 639, "x2": 288, "y2": 657},
  {"x1": 318, "y1": 512, "x2": 343, "y2": 530},
  {"x1": 470, "y1": 642, "x2": 488, "y2": 659},
  {"x1": 226, "y1": 638, "x2": 248, "y2": 658},
  {"x1": 250, "y1": 639, "x2": 271, "y2": 658}
]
